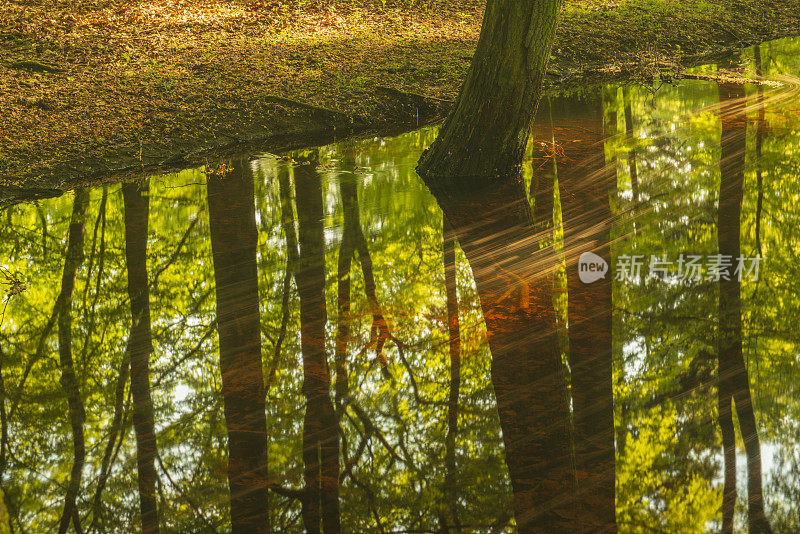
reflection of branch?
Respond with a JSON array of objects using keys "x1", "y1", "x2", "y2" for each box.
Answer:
[
  {"x1": 334, "y1": 226, "x2": 353, "y2": 410},
  {"x1": 79, "y1": 186, "x2": 107, "y2": 374},
  {"x1": 80, "y1": 186, "x2": 106, "y2": 306},
  {"x1": 393, "y1": 413, "x2": 418, "y2": 470},
  {"x1": 0, "y1": 341, "x2": 16, "y2": 531},
  {"x1": 105, "y1": 396, "x2": 131, "y2": 494},
  {"x1": 489, "y1": 513, "x2": 512, "y2": 533},
  {"x1": 8, "y1": 290, "x2": 61, "y2": 421},
  {"x1": 267, "y1": 482, "x2": 304, "y2": 500},
  {"x1": 153, "y1": 321, "x2": 216, "y2": 390},
  {"x1": 340, "y1": 434, "x2": 368, "y2": 484},
  {"x1": 265, "y1": 265, "x2": 292, "y2": 399},
  {"x1": 343, "y1": 395, "x2": 402, "y2": 463},
  {"x1": 354, "y1": 229, "x2": 393, "y2": 378},
  {"x1": 0, "y1": 342, "x2": 8, "y2": 479},
  {"x1": 88, "y1": 341, "x2": 129, "y2": 532},
  {"x1": 348, "y1": 469, "x2": 385, "y2": 533},
  {"x1": 338, "y1": 166, "x2": 395, "y2": 379},
  {"x1": 392, "y1": 338, "x2": 425, "y2": 405},
  {"x1": 271, "y1": 164, "x2": 301, "y2": 403},
  {"x1": 151, "y1": 213, "x2": 202, "y2": 286},
  {"x1": 355, "y1": 335, "x2": 443, "y2": 408},
  {"x1": 85, "y1": 393, "x2": 131, "y2": 532},
  {"x1": 56, "y1": 189, "x2": 90, "y2": 534},
  {"x1": 155, "y1": 452, "x2": 218, "y2": 532},
  {"x1": 37, "y1": 203, "x2": 49, "y2": 257},
  {"x1": 443, "y1": 223, "x2": 461, "y2": 532},
  {"x1": 754, "y1": 46, "x2": 766, "y2": 261}
]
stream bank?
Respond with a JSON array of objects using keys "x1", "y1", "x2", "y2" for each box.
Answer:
[{"x1": 2, "y1": 0, "x2": 799, "y2": 192}]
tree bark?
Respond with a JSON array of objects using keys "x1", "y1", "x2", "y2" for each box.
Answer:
[
  {"x1": 716, "y1": 82, "x2": 772, "y2": 534},
  {"x1": 427, "y1": 174, "x2": 574, "y2": 533},
  {"x1": 417, "y1": 0, "x2": 560, "y2": 180},
  {"x1": 207, "y1": 160, "x2": 270, "y2": 534},
  {"x1": 550, "y1": 93, "x2": 617, "y2": 533},
  {"x1": 293, "y1": 154, "x2": 340, "y2": 534},
  {"x1": 56, "y1": 189, "x2": 89, "y2": 534},
  {"x1": 122, "y1": 180, "x2": 160, "y2": 534}
]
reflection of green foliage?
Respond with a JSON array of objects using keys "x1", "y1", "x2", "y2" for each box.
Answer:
[
  {"x1": 0, "y1": 129, "x2": 514, "y2": 531},
  {"x1": 617, "y1": 404, "x2": 719, "y2": 532},
  {"x1": 605, "y1": 38, "x2": 800, "y2": 532},
  {"x1": 0, "y1": 488, "x2": 9, "y2": 534}
]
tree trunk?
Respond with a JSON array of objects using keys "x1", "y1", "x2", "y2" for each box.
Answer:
[
  {"x1": 427, "y1": 175, "x2": 574, "y2": 533},
  {"x1": 293, "y1": 154, "x2": 340, "y2": 534},
  {"x1": 122, "y1": 180, "x2": 160, "y2": 534},
  {"x1": 417, "y1": 0, "x2": 560, "y2": 180},
  {"x1": 207, "y1": 160, "x2": 270, "y2": 534},
  {"x1": 550, "y1": 93, "x2": 617, "y2": 533},
  {"x1": 57, "y1": 189, "x2": 89, "y2": 534},
  {"x1": 716, "y1": 82, "x2": 772, "y2": 534}
]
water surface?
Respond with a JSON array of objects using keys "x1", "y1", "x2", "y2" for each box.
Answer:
[{"x1": 2, "y1": 37, "x2": 800, "y2": 533}]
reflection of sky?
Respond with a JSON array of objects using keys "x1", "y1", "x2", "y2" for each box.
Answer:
[{"x1": 622, "y1": 337, "x2": 648, "y2": 377}]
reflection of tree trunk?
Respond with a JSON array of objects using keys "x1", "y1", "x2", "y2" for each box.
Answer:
[
  {"x1": 623, "y1": 86, "x2": 639, "y2": 205},
  {"x1": 0, "y1": 342, "x2": 14, "y2": 531},
  {"x1": 79, "y1": 186, "x2": 107, "y2": 376},
  {"x1": 443, "y1": 216, "x2": 461, "y2": 532},
  {"x1": 274, "y1": 164, "x2": 301, "y2": 397},
  {"x1": 337, "y1": 151, "x2": 392, "y2": 379},
  {"x1": 754, "y1": 46, "x2": 765, "y2": 259},
  {"x1": 89, "y1": 342, "x2": 128, "y2": 530},
  {"x1": 0, "y1": 348, "x2": 6, "y2": 483},
  {"x1": 417, "y1": 0, "x2": 559, "y2": 179},
  {"x1": 351, "y1": 214, "x2": 391, "y2": 376},
  {"x1": 207, "y1": 161, "x2": 270, "y2": 534},
  {"x1": 57, "y1": 189, "x2": 89, "y2": 534},
  {"x1": 122, "y1": 180, "x2": 160, "y2": 534},
  {"x1": 335, "y1": 159, "x2": 356, "y2": 410},
  {"x1": 293, "y1": 155, "x2": 340, "y2": 534},
  {"x1": 428, "y1": 175, "x2": 573, "y2": 532},
  {"x1": 717, "y1": 83, "x2": 772, "y2": 534},
  {"x1": 552, "y1": 93, "x2": 616, "y2": 533},
  {"x1": 335, "y1": 226, "x2": 352, "y2": 411},
  {"x1": 530, "y1": 98, "x2": 555, "y2": 235}
]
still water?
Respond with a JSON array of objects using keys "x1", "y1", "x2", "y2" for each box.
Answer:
[{"x1": 2, "y1": 37, "x2": 800, "y2": 533}]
